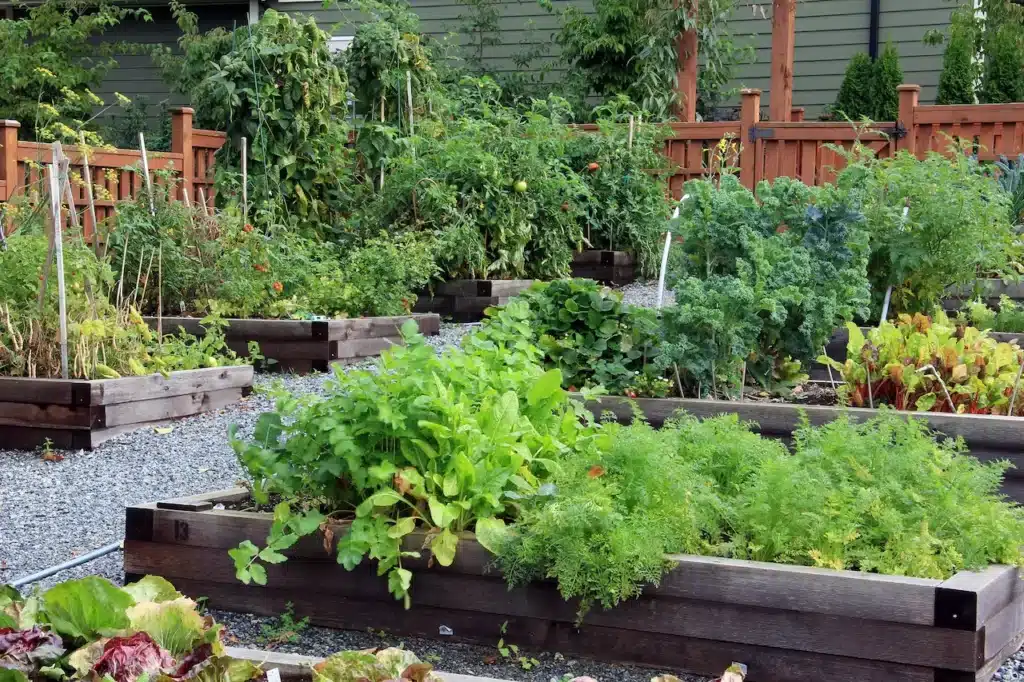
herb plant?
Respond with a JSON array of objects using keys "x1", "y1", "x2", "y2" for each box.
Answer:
[
  {"x1": 835, "y1": 147, "x2": 1016, "y2": 315},
  {"x1": 958, "y1": 296, "x2": 1024, "y2": 334},
  {"x1": 229, "y1": 322, "x2": 599, "y2": 605}
]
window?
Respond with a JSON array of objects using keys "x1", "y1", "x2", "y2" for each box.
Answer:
[{"x1": 329, "y1": 36, "x2": 354, "y2": 53}]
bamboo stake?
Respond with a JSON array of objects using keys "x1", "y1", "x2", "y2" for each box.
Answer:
[
  {"x1": 673, "y1": 363, "x2": 684, "y2": 398},
  {"x1": 80, "y1": 132, "x2": 100, "y2": 258},
  {"x1": 241, "y1": 136, "x2": 248, "y2": 223},
  {"x1": 628, "y1": 115, "x2": 635, "y2": 150},
  {"x1": 918, "y1": 364, "x2": 956, "y2": 413},
  {"x1": 54, "y1": 142, "x2": 80, "y2": 232},
  {"x1": 139, "y1": 132, "x2": 155, "y2": 215},
  {"x1": 130, "y1": 247, "x2": 147, "y2": 307},
  {"x1": 115, "y1": 233, "x2": 130, "y2": 309},
  {"x1": 823, "y1": 345, "x2": 837, "y2": 392},
  {"x1": 198, "y1": 187, "x2": 210, "y2": 216},
  {"x1": 48, "y1": 164, "x2": 69, "y2": 380}
]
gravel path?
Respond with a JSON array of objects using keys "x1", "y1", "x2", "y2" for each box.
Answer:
[{"x1": 4, "y1": 300, "x2": 1024, "y2": 681}]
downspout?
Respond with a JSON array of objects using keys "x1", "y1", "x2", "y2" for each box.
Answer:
[{"x1": 868, "y1": 0, "x2": 881, "y2": 59}]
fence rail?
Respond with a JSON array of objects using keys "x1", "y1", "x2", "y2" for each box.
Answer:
[
  {"x1": 0, "y1": 107, "x2": 225, "y2": 239},
  {"x1": 2, "y1": 86, "x2": 1023, "y2": 235}
]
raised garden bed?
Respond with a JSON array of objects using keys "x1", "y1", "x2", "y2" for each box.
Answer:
[
  {"x1": 589, "y1": 396, "x2": 1024, "y2": 503},
  {"x1": 413, "y1": 280, "x2": 534, "y2": 322},
  {"x1": 945, "y1": 279, "x2": 1024, "y2": 310},
  {"x1": 0, "y1": 366, "x2": 253, "y2": 450},
  {"x1": 126, "y1": 487, "x2": 1024, "y2": 682},
  {"x1": 147, "y1": 315, "x2": 441, "y2": 374},
  {"x1": 569, "y1": 250, "x2": 636, "y2": 286}
]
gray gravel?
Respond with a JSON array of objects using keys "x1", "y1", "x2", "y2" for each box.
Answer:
[{"x1": 616, "y1": 280, "x2": 673, "y2": 309}]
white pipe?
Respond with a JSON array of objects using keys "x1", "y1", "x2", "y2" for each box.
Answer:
[{"x1": 657, "y1": 195, "x2": 689, "y2": 309}]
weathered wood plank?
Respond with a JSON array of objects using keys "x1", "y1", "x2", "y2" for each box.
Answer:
[
  {"x1": 152, "y1": 317, "x2": 319, "y2": 341},
  {"x1": 162, "y1": 577, "x2": 937, "y2": 682},
  {"x1": 657, "y1": 554, "x2": 939, "y2": 626},
  {"x1": 253, "y1": 341, "x2": 335, "y2": 362},
  {"x1": 938, "y1": 566, "x2": 1022, "y2": 631},
  {"x1": 0, "y1": 401, "x2": 99, "y2": 429},
  {"x1": 156, "y1": 487, "x2": 249, "y2": 512},
  {"x1": 983, "y1": 593, "x2": 1024, "y2": 661},
  {"x1": 94, "y1": 366, "x2": 254, "y2": 406},
  {"x1": 434, "y1": 280, "x2": 534, "y2": 298},
  {"x1": 334, "y1": 338, "x2": 397, "y2": 360},
  {"x1": 102, "y1": 388, "x2": 244, "y2": 427},
  {"x1": 571, "y1": 250, "x2": 634, "y2": 266},
  {"x1": 0, "y1": 377, "x2": 91, "y2": 406},
  {"x1": 0, "y1": 425, "x2": 93, "y2": 450},
  {"x1": 125, "y1": 540, "x2": 979, "y2": 670},
  {"x1": 326, "y1": 315, "x2": 440, "y2": 341}
]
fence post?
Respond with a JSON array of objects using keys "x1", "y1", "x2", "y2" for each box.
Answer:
[
  {"x1": 170, "y1": 107, "x2": 195, "y2": 200},
  {"x1": 739, "y1": 89, "x2": 762, "y2": 189},
  {"x1": 0, "y1": 120, "x2": 20, "y2": 202},
  {"x1": 769, "y1": 0, "x2": 796, "y2": 122},
  {"x1": 675, "y1": 0, "x2": 698, "y2": 122},
  {"x1": 897, "y1": 84, "x2": 920, "y2": 157},
  {"x1": 790, "y1": 107, "x2": 805, "y2": 122}
]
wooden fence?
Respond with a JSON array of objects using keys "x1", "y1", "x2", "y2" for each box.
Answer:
[
  {"x1": 0, "y1": 107, "x2": 225, "y2": 239},
  {"x1": 659, "y1": 84, "x2": 1024, "y2": 198},
  {"x1": 3, "y1": 86, "x2": 1024, "y2": 234}
]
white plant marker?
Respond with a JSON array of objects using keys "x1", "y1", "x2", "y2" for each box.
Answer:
[
  {"x1": 627, "y1": 115, "x2": 635, "y2": 150},
  {"x1": 48, "y1": 164, "x2": 69, "y2": 380},
  {"x1": 406, "y1": 70, "x2": 414, "y2": 135},
  {"x1": 139, "y1": 133, "x2": 155, "y2": 215}
]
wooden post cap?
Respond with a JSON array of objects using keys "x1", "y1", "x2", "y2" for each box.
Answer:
[
  {"x1": 0, "y1": 120, "x2": 21, "y2": 127},
  {"x1": 741, "y1": 88, "x2": 763, "y2": 96},
  {"x1": 897, "y1": 84, "x2": 921, "y2": 92},
  {"x1": 169, "y1": 106, "x2": 196, "y2": 115}
]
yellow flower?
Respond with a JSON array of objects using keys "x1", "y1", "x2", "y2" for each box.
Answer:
[{"x1": 35, "y1": 67, "x2": 56, "y2": 79}]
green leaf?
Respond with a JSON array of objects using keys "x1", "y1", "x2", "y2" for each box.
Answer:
[
  {"x1": 387, "y1": 567, "x2": 413, "y2": 598},
  {"x1": 428, "y1": 496, "x2": 447, "y2": 527},
  {"x1": 474, "y1": 517, "x2": 508, "y2": 555},
  {"x1": 126, "y1": 598, "x2": 208, "y2": 656},
  {"x1": 431, "y1": 529, "x2": 459, "y2": 567},
  {"x1": 915, "y1": 392, "x2": 938, "y2": 412},
  {"x1": 0, "y1": 670, "x2": 29, "y2": 682},
  {"x1": 41, "y1": 576, "x2": 133, "y2": 640},
  {"x1": 258, "y1": 547, "x2": 289, "y2": 564},
  {"x1": 387, "y1": 517, "x2": 417, "y2": 539},
  {"x1": 248, "y1": 563, "x2": 268, "y2": 586},
  {"x1": 527, "y1": 369, "x2": 563, "y2": 406},
  {"x1": 122, "y1": 576, "x2": 183, "y2": 604},
  {"x1": 442, "y1": 473, "x2": 460, "y2": 497},
  {"x1": 368, "y1": 490, "x2": 404, "y2": 509},
  {"x1": 253, "y1": 412, "x2": 284, "y2": 446}
]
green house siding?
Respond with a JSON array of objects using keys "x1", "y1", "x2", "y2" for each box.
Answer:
[{"x1": 878, "y1": 0, "x2": 952, "y2": 106}]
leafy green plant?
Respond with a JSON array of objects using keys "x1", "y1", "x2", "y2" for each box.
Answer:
[
  {"x1": 835, "y1": 146, "x2": 1016, "y2": 315},
  {"x1": 553, "y1": 0, "x2": 752, "y2": 120},
  {"x1": 312, "y1": 647, "x2": 443, "y2": 682},
  {"x1": 255, "y1": 602, "x2": 309, "y2": 649},
  {"x1": 495, "y1": 621, "x2": 539, "y2": 671},
  {"x1": 363, "y1": 91, "x2": 587, "y2": 280},
  {"x1": 820, "y1": 313, "x2": 1024, "y2": 415},
  {"x1": 167, "y1": 8, "x2": 356, "y2": 238},
  {"x1": 0, "y1": 575, "x2": 259, "y2": 682},
  {"x1": 959, "y1": 296, "x2": 1024, "y2": 334},
  {"x1": 563, "y1": 97, "x2": 672, "y2": 276},
  {"x1": 662, "y1": 175, "x2": 870, "y2": 395},
  {"x1": 228, "y1": 322, "x2": 599, "y2": 605},
  {"x1": 477, "y1": 279, "x2": 661, "y2": 395}
]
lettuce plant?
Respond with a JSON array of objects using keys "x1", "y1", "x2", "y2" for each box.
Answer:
[{"x1": 0, "y1": 576, "x2": 257, "y2": 682}]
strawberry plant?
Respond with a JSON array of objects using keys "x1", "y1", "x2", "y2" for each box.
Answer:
[
  {"x1": 820, "y1": 313, "x2": 1024, "y2": 414},
  {"x1": 228, "y1": 321, "x2": 600, "y2": 606},
  {"x1": 477, "y1": 279, "x2": 662, "y2": 395}
]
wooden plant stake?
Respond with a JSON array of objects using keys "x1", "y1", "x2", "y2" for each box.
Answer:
[
  {"x1": 241, "y1": 136, "x2": 248, "y2": 223},
  {"x1": 198, "y1": 187, "x2": 211, "y2": 217},
  {"x1": 157, "y1": 244, "x2": 163, "y2": 343},
  {"x1": 79, "y1": 132, "x2": 100, "y2": 257},
  {"x1": 628, "y1": 115, "x2": 635, "y2": 150},
  {"x1": 139, "y1": 132, "x2": 155, "y2": 215},
  {"x1": 48, "y1": 164, "x2": 69, "y2": 379}
]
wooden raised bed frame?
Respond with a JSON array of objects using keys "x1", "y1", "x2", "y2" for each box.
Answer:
[
  {"x1": 570, "y1": 250, "x2": 636, "y2": 286},
  {"x1": 126, "y1": 488, "x2": 1024, "y2": 682},
  {"x1": 0, "y1": 366, "x2": 253, "y2": 450},
  {"x1": 413, "y1": 280, "x2": 534, "y2": 322},
  {"x1": 148, "y1": 315, "x2": 441, "y2": 374}
]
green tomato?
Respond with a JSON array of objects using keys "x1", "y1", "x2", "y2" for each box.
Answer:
[{"x1": 514, "y1": 180, "x2": 528, "y2": 193}]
